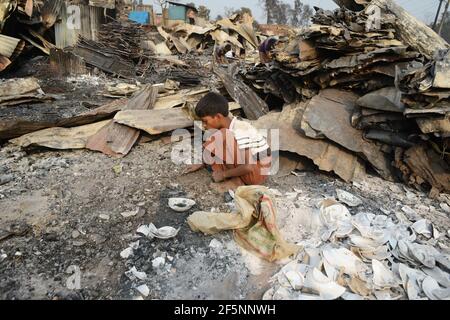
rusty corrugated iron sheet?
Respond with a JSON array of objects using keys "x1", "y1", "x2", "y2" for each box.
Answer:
[
  {"x1": 86, "y1": 86, "x2": 158, "y2": 157},
  {"x1": 54, "y1": 2, "x2": 105, "y2": 48}
]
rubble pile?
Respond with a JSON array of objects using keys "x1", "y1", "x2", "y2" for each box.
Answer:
[
  {"x1": 263, "y1": 194, "x2": 450, "y2": 300},
  {"x1": 240, "y1": 3, "x2": 450, "y2": 195},
  {"x1": 0, "y1": 0, "x2": 450, "y2": 302}
]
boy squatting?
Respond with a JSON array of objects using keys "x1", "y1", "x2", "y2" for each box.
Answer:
[{"x1": 184, "y1": 92, "x2": 272, "y2": 189}]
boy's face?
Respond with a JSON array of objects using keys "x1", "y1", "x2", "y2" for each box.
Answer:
[{"x1": 200, "y1": 115, "x2": 222, "y2": 130}]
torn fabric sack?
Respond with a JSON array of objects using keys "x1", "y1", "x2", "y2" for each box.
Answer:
[{"x1": 187, "y1": 186, "x2": 300, "y2": 262}]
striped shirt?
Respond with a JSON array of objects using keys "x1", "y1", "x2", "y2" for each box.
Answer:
[{"x1": 229, "y1": 117, "x2": 270, "y2": 157}]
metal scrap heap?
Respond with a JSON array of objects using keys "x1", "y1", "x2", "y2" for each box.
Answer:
[{"x1": 240, "y1": 1, "x2": 450, "y2": 196}]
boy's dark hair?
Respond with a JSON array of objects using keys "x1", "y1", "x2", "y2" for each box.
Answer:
[{"x1": 195, "y1": 92, "x2": 229, "y2": 118}]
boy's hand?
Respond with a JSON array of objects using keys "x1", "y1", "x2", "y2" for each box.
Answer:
[
  {"x1": 212, "y1": 171, "x2": 226, "y2": 182},
  {"x1": 182, "y1": 164, "x2": 205, "y2": 175}
]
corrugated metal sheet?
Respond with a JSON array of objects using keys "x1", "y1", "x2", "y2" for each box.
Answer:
[
  {"x1": 55, "y1": 3, "x2": 106, "y2": 48},
  {"x1": 89, "y1": 5, "x2": 104, "y2": 41},
  {"x1": 49, "y1": 48, "x2": 87, "y2": 76},
  {"x1": 168, "y1": 4, "x2": 186, "y2": 21},
  {"x1": 0, "y1": 34, "x2": 20, "y2": 58},
  {"x1": 55, "y1": 3, "x2": 79, "y2": 48}
]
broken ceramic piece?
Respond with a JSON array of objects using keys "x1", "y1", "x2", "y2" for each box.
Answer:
[
  {"x1": 262, "y1": 288, "x2": 275, "y2": 300},
  {"x1": 411, "y1": 219, "x2": 433, "y2": 238},
  {"x1": 406, "y1": 242, "x2": 436, "y2": 268},
  {"x1": 421, "y1": 267, "x2": 450, "y2": 288},
  {"x1": 342, "y1": 292, "x2": 365, "y2": 300},
  {"x1": 148, "y1": 223, "x2": 180, "y2": 239},
  {"x1": 168, "y1": 198, "x2": 196, "y2": 212},
  {"x1": 297, "y1": 293, "x2": 323, "y2": 300},
  {"x1": 135, "y1": 284, "x2": 149, "y2": 297},
  {"x1": 372, "y1": 259, "x2": 399, "y2": 289},
  {"x1": 401, "y1": 206, "x2": 421, "y2": 222},
  {"x1": 304, "y1": 268, "x2": 346, "y2": 300},
  {"x1": 284, "y1": 270, "x2": 304, "y2": 290},
  {"x1": 319, "y1": 199, "x2": 354, "y2": 239},
  {"x1": 137, "y1": 223, "x2": 179, "y2": 239},
  {"x1": 323, "y1": 247, "x2": 369, "y2": 277},
  {"x1": 422, "y1": 276, "x2": 444, "y2": 300},
  {"x1": 136, "y1": 225, "x2": 151, "y2": 237},
  {"x1": 272, "y1": 286, "x2": 296, "y2": 300}
]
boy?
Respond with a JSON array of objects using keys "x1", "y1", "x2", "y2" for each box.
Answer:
[{"x1": 185, "y1": 92, "x2": 272, "y2": 189}]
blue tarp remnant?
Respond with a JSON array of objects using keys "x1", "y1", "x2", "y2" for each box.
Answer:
[{"x1": 128, "y1": 11, "x2": 150, "y2": 25}]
